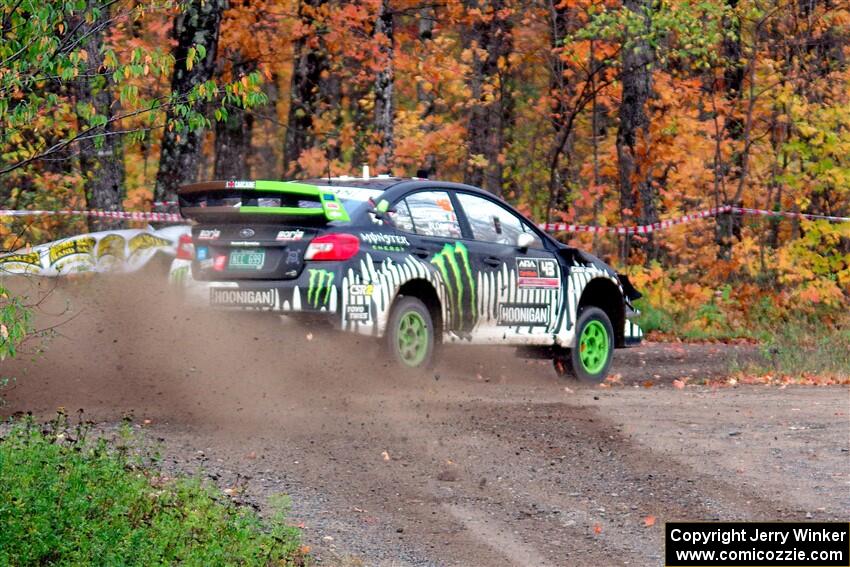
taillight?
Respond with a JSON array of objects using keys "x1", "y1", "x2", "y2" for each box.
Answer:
[
  {"x1": 305, "y1": 233, "x2": 360, "y2": 261},
  {"x1": 176, "y1": 234, "x2": 194, "y2": 260}
]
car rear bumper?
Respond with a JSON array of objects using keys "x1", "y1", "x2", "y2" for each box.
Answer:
[{"x1": 170, "y1": 258, "x2": 346, "y2": 320}]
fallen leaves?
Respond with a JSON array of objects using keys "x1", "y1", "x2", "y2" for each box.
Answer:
[
  {"x1": 593, "y1": 523, "x2": 603, "y2": 535},
  {"x1": 643, "y1": 515, "x2": 656, "y2": 527}
]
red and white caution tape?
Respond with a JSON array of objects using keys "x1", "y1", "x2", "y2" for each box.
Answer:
[
  {"x1": 727, "y1": 206, "x2": 850, "y2": 223},
  {"x1": 0, "y1": 209, "x2": 183, "y2": 222},
  {"x1": 539, "y1": 206, "x2": 850, "y2": 234}
]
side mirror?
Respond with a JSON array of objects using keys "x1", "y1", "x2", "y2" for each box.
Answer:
[{"x1": 516, "y1": 232, "x2": 534, "y2": 250}]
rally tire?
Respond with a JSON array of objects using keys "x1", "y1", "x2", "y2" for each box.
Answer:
[
  {"x1": 554, "y1": 307, "x2": 615, "y2": 383},
  {"x1": 386, "y1": 296, "x2": 435, "y2": 369}
]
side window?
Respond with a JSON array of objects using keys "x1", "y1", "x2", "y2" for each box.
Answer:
[
  {"x1": 456, "y1": 193, "x2": 543, "y2": 248},
  {"x1": 390, "y1": 199, "x2": 415, "y2": 232},
  {"x1": 395, "y1": 191, "x2": 463, "y2": 239}
]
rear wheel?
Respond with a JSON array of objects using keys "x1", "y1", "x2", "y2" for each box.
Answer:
[
  {"x1": 553, "y1": 306, "x2": 614, "y2": 383},
  {"x1": 386, "y1": 296, "x2": 435, "y2": 369}
]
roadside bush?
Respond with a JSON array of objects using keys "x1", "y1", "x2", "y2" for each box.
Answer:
[
  {"x1": 0, "y1": 283, "x2": 31, "y2": 362},
  {"x1": 0, "y1": 416, "x2": 307, "y2": 566}
]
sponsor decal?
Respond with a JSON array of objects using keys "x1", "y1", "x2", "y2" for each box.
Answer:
[
  {"x1": 348, "y1": 283, "x2": 374, "y2": 296},
  {"x1": 0, "y1": 251, "x2": 41, "y2": 269},
  {"x1": 128, "y1": 233, "x2": 171, "y2": 256},
  {"x1": 276, "y1": 229, "x2": 305, "y2": 242},
  {"x1": 198, "y1": 229, "x2": 221, "y2": 240},
  {"x1": 307, "y1": 269, "x2": 335, "y2": 308},
  {"x1": 498, "y1": 303, "x2": 550, "y2": 326},
  {"x1": 345, "y1": 304, "x2": 371, "y2": 321},
  {"x1": 229, "y1": 241, "x2": 260, "y2": 246},
  {"x1": 169, "y1": 265, "x2": 190, "y2": 284},
  {"x1": 286, "y1": 250, "x2": 300, "y2": 264},
  {"x1": 96, "y1": 234, "x2": 125, "y2": 260},
  {"x1": 197, "y1": 246, "x2": 209, "y2": 261},
  {"x1": 515, "y1": 257, "x2": 560, "y2": 288},
  {"x1": 239, "y1": 228, "x2": 255, "y2": 238},
  {"x1": 213, "y1": 255, "x2": 227, "y2": 271},
  {"x1": 359, "y1": 233, "x2": 410, "y2": 247},
  {"x1": 210, "y1": 287, "x2": 275, "y2": 307},
  {"x1": 225, "y1": 180, "x2": 255, "y2": 189},
  {"x1": 431, "y1": 242, "x2": 477, "y2": 332},
  {"x1": 359, "y1": 232, "x2": 408, "y2": 251},
  {"x1": 49, "y1": 237, "x2": 96, "y2": 265},
  {"x1": 517, "y1": 258, "x2": 539, "y2": 278}
]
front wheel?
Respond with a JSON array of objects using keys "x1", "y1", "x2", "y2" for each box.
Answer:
[
  {"x1": 386, "y1": 296, "x2": 435, "y2": 369},
  {"x1": 553, "y1": 306, "x2": 614, "y2": 382}
]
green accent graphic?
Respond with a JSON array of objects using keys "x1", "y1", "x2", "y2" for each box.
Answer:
[
  {"x1": 397, "y1": 311, "x2": 429, "y2": 367},
  {"x1": 579, "y1": 320, "x2": 609, "y2": 374},
  {"x1": 307, "y1": 269, "x2": 335, "y2": 307},
  {"x1": 430, "y1": 242, "x2": 477, "y2": 332}
]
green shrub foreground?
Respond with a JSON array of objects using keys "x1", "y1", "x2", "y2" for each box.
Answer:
[{"x1": 0, "y1": 417, "x2": 306, "y2": 566}]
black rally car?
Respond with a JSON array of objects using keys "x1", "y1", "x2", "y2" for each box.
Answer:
[{"x1": 176, "y1": 177, "x2": 642, "y2": 381}]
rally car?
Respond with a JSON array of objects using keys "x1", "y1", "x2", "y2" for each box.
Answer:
[{"x1": 174, "y1": 176, "x2": 642, "y2": 381}]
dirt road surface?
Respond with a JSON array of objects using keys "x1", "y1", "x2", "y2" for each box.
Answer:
[{"x1": 2, "y1": 276, "x2": 848, "y2": 566}]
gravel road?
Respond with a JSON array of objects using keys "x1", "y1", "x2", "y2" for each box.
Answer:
[{"x1": 2, "y1": 275, "x2": 848, "y2": 566}]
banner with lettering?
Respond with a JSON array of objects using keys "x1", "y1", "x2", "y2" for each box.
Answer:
[{"x1": 0, "y1": 225, "x2": 190, "y2": 276}]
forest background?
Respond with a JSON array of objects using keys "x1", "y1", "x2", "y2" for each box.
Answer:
[{"x1": 1, "y1": 0, "x2": 848, "y2": 377}]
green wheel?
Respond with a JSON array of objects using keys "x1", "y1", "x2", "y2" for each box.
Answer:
[
  {"x1": 387, "y1": 296, "x2": 435, "y2": 369},
  {"x1": 553, "y1": 306, "x2": 614, "y2": 382}
]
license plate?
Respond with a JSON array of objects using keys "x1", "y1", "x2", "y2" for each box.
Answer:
[{"x1": 228, "y1": 249, "x2": 265, "y2": 270}]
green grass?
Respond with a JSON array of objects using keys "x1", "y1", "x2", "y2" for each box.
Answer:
[
  {"x1": 0, "y1": 416, "x2": 307, "y2": 566},
  {"x1": 741, "y1": 319, "x2": 850, "y2": 380}
]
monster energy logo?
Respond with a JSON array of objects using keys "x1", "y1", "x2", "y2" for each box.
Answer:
[
  {"x1": 430, "y1": 242, "x2": 477, "y2": 332},
  {"x1": 307, "y1": 269, "x2": 335, "y2": 307}
]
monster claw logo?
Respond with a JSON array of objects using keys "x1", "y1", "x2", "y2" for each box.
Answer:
[
  {"x1": 431, "y1": 242, "x2": 477, "y2": 331},
  {"x1": 307, "y1": 269, "x2": 335, "y2": 308}
]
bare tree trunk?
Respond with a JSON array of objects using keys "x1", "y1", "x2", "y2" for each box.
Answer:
[
  {"x1": 616, "y1": 0, "x2": 655, "y2": 263},
  {"x1": 75, "y1": 7, "x2": 125, "y2": 230},
  {"x1": 154, "y1": 0, "x2": 224, "y2": 203},
  {"x1": 416, "y1": 6, "x2": 437, "y2": 177},
  {"x1": 714, "y1": 0, "x2": 745, "y2": 260},
  {"x1": 374, "y1": 0, "x2": 395, "y2": 171},
  {"x1": 463, "y1": 0, "x2": 513, "y2": 196},
  {"x1": 214, "y1": 109, "x2": 254, "y2": 179},
  {"x1": 545, "y1": 0, "x2": 573, "y2": 221},
  {"x1": 214, "y1": 55, "x2": 256, "y2": 180},
  {"x1": 283, "y1": 0, "x2": 330, "y2": 176}
]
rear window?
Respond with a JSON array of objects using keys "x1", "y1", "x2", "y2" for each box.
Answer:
[
  {"x1": 332, "y1": 187, "x2": 384, "y2": 215},
  {"x1": 180, "y1": 190, "x2": 323, "y2": 210}
]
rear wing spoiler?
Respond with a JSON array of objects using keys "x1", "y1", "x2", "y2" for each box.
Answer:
[{"x1": 178, "y1": 180, "x2": 350, "y2": 223}]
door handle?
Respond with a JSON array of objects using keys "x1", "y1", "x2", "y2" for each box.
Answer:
[
  {"x1": 483, "y1": 256, "x2": 502, "y2": 268},
  {"x1": 411, "y1": 246, "x2": 430, "y2": 258}
]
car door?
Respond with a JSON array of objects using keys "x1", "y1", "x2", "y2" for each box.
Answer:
[
  {"x1": 453, "y1": 192, "x2": 562, "y2": 345},
  {"x1": 388, "y1": 190, "x2": 476, "y2": 335}
]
